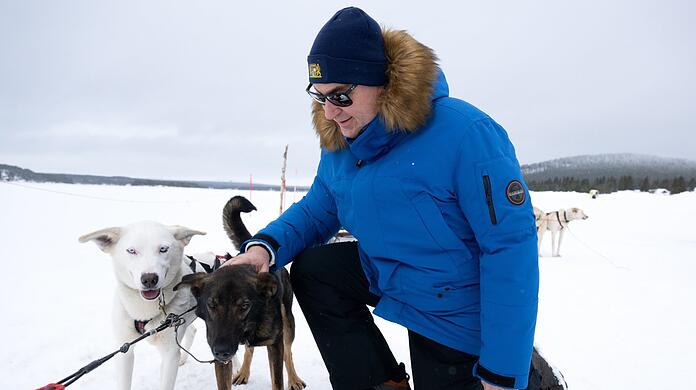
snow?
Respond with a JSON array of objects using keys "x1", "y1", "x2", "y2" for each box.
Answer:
[{"x1": 1, "y1": 182, "x2": 694, "y2": 389}]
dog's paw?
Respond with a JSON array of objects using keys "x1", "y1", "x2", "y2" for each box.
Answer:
[
  {"x1": 232, "y1": 372, "x2": 250, "y2": 385},
  {"x1": 288, "y1": 378, "x2": 307, "y2": 390}
]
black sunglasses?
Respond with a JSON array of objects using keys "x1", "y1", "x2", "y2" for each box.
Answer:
[{"x1": 306, "y1": 83, "x2": 357, "y2": 107}]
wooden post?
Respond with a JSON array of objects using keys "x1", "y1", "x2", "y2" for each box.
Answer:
[
  {"x1": 293, "y1": 168, "x2": 298, "y2": 202},
  {"x1": 279, "y1": 145, "x2": 288, "y2": 215}
]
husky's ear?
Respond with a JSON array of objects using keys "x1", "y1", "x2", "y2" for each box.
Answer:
[
  {"x1": 79, "y1": 227, "x2": 122, "y2": 253},
  {"x1": 169, "y1": 226, "x2": 206, "y2": 246},
  {"x1": 174, "y1": 272, "x2": 209, "y2": 298},
  {"x1": 256, "y1": 272, "x2": 279, "y2": 299}
]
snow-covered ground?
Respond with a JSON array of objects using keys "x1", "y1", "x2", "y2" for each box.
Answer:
[{"x1": 1, "y1": 182, "x2": 694, "y2": 389}]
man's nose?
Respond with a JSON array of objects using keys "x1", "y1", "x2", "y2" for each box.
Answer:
[{"x1": 323, "y1": 101, "x2": 341, "y2": 120}]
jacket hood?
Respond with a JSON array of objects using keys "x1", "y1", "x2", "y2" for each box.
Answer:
[{"x1": 312, "y1": 29, "x2": 440, "y2": 151}]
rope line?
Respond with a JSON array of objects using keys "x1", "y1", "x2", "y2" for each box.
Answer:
[
  {"x1": 1, "y1": 181, "x2": 201, "y2": 204},
  {"x1": 566, "y1": 227, "x2": 631, "y2": 271}
]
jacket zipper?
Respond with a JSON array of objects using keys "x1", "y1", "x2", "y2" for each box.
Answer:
[{"x1": 482, "y1": 175, "x2": 497, "y2": 225}]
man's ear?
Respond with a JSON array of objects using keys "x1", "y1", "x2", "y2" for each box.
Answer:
[
  {"x1": 78, "y1": 227, "x2": 122, "y2": 253},
  {"x1": 174, "y1": 272, "x2": 209, "y2": 298},
  {"x1": 169, "y1": 225, "x2": 206, "y2": 246},
  {"x1": 256, "y1": 272, "x2": 279, "y2": 299}
]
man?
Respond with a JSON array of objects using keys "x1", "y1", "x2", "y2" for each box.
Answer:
[{"x1": 227, "y1": 7, "x2": 538, "y2": 390}]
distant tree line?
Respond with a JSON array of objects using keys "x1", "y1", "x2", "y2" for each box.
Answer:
[
  {"x1": 525, "y1": 175, "x2": 696, "y2": 194},
  {"x1": 1, "y1": 164, "x2": 311, "y2": 191}
]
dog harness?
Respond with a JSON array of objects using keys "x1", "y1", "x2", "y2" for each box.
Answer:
[
  {"x1": 134, "y1": 319, "x2": 149, "y2": 335},
  {"x1": 186, "y1": 253, "x2": 231, "y2": 274},
  {"x1": 549, "y1": 210, "x2": 570, "y2": 229},
  {"x1": 133, "y1": 292, "x2": 169, "y2": 335}
]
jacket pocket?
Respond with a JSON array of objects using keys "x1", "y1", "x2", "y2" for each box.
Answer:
[
  {"x1": 410, "y1": 191, "x2": 469, "y2": 252},
  {"x1": 482, "y1": 174, "x2": 497, "y2": 225},
  {"x1": 399, "y1": 271, "x2": 480, "y2": 316}
]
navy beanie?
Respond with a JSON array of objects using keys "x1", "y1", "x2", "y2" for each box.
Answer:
[{"x1": 307, "y1": 7, "x2": 387, "y2": 86}]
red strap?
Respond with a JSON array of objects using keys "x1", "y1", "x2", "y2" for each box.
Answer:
[{"x1": 37, "y1": 384, "x2": 66, "y2": 390}]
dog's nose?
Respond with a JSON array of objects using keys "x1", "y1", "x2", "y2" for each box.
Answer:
[
  {"x1": 213, "y1": 346, "x2": 233, "y2": 362},
  {"x1": 141, "y1": 273, "x2": 159, "y2": 289}
]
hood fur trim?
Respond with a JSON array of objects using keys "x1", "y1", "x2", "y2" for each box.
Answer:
[{"x1": 312, "y1": 29, "x2": 439, "y2": 151}]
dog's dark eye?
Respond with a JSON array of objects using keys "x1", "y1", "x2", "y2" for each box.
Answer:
[
  {"x1": 240, "y1": 302, "x2": 251, "y2": 311},
  {"x1": 207, "y1": 298, "x2": 217, "y2": 310},
  {"x1": 159, "y1": 246, "x2": 169, "y2": 253},
  {"x1": 126, "y1": 248, "x2": 137, "y2": 255}
]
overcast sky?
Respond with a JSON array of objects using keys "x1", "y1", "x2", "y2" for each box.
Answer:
[{"x1": 1, "y1": 0, "x2": 694, "y2": 185}]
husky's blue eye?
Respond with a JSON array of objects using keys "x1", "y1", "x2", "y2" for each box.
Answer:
[
  {"x1": 159, "y1": 246, "x2": 169, "y2": 253},
  {"x1": 126, "y1": 248, "x2": 137, "y2": 255}
]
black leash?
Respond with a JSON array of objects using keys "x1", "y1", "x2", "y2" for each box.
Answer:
[
  {"x1": 173, "y1": 306, "x2": 216, "y2": 365},
  {"x1": 37, "y1": 307, "x2": 200, "y2": 389}
]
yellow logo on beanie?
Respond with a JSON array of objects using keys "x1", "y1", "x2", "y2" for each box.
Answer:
[{"x1": 309, "y1": 63, "x2": 322, "y2": 78}]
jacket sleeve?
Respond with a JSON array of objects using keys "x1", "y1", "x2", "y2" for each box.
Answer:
[
  {"x1": 244, "y1": 173, "x2": 341, "y2": 269},
  {"x1": 454, "y1": 118, "x2": 539, "y2": 389}
]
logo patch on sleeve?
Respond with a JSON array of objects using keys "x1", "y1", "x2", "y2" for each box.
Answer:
[{"x1": 505, "y1": 180, "x2": 526, "y2": 205}]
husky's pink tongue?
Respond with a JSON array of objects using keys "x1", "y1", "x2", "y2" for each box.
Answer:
[{"x1": 141, "y1": 289, "x2": 161, "y2": 301}]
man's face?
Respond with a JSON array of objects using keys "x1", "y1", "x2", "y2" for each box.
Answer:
[{"x1": 313, "y1": 83, "x2": 383, "y2": 139}]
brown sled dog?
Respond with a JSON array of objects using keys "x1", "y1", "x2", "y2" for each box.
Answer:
[{"x1": 174, "y1": 196, "x2": 305, "y2": 390}]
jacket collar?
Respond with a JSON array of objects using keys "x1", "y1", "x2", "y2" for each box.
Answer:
[
  {"x1": 345, "y1": 115, "x2": 406, "y2": 162},
  {"x1": 312, "y1": 29, "x2": 441, "y2": 152}
]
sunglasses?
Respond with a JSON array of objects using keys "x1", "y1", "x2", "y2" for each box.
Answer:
[{"x1": 306, "y1": 83, "x2": 357, "y2": 107}]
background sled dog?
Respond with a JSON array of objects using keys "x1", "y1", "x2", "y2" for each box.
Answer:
[
  {"x1": 79, "y1": 222, "x2": 205, "y2": 390},
  {"x1": 533, "y1": 206, "x2": 545, "y2": 230},
  {"x1": 175, "y1": 196, "x2": 305, "y2": 390},
  {"x1": 536, "y1": 207, "x2": 588, "y2": 256}
]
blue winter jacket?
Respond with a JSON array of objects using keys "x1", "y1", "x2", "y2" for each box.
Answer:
[
  {"x1": 250, "y1": 75, "x2": 538, "y2": 389},
  {"x1": 247, "y1": 31, "x2": 538, "y2": 389}
]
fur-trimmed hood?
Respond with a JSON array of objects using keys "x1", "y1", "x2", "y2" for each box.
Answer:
[{"x1": 312, "y1": 29, "x2": 440, "y2": 151}]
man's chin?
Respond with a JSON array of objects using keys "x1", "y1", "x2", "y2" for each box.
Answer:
[{"x1": 339, "y1": 126, "x2": 360, "y2": 139}]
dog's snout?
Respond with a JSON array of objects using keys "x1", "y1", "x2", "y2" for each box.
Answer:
[
  {"x1": 141, "y1": 273, "x2": 159, "y2": 289},
  {"x1": 213, "y1": 346, "x2": 234, "y2": 362}
]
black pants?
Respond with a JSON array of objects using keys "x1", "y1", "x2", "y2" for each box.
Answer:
[{"x1": 290, "y1": 241, "x2": 483, "y2": 390}]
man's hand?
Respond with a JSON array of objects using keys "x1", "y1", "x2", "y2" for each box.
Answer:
[
  {"x1": 222, "y1": 245, "x2": 270, "y2": 273},
  {"x1": 482, "y1": 382, "x2": 505, "y2": 390}
]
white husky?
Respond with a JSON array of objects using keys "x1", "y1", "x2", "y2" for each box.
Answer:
[
  {"x1": 79, "y1": 221, "x2": 205, "y2": 390},
  {"x1": 535, "y1": 208, "x2": 588, "y2": 257}
]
